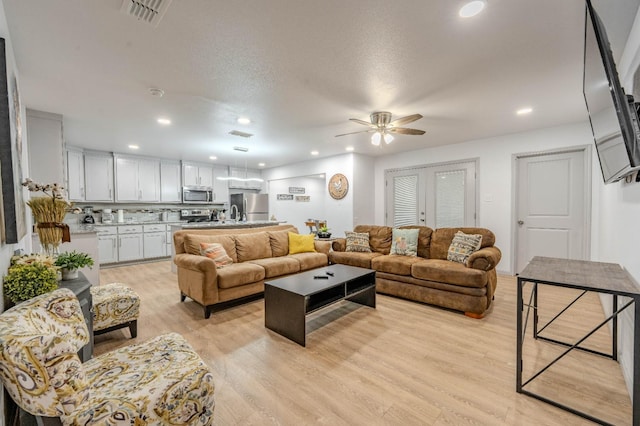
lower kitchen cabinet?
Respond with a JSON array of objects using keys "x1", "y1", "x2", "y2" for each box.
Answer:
[
  {"x1": 144, "y1": 232, "x2": 166, "y2": 258},
  {"x1": 118, "y1": 233, "x2": 144, "y2": 261},
  {"x1": 97, "y1": 226, "x2": 118, "y2": 264}
]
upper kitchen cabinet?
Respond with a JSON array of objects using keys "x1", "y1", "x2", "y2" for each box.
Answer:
[
  {"x1": 66, "y1": 149, "x2": 85, "y2": 201},
  {"x1": 84, "y1": 152, "x2": 114, "y2": 202},
  {"x1": 228, "y1": 167, "x2": 263, "y2": 190},
  {"x1": 183, "y1": 162, "x2": 213, "y2": 187},
  {"x1": 27, "y1": 110, "x2": 64, "y2": 187},
  {"x1": 160, "y1": 161, "x2": 182, "y2": 202},
  {"x1": 212, "y1": 166, "x2": 229, "y2": 203},
  {"x1": 115, "y1": 155, "x2": 160, "y2": 202}
]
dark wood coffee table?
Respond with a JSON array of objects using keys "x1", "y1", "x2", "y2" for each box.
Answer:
[{"x1": 264, "y1": 264, "x2": 376, "y2": 346}]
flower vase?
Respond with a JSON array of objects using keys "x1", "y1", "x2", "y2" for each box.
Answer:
[
  {"x1": 28, "y1": 197, "x2": 70, "y2": 254},
  {"x1": 61, "y1": 268, "x2": 79, "y2": 281}
]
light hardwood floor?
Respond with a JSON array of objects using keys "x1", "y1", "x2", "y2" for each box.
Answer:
[{"x1": 96, "y1": 262, "x2": 632, "y2": 425}]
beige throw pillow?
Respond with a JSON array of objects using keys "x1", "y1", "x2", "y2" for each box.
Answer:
[
  {"x1": 345, "y1": 231, "x2": 371, "y2": 253},
  {"x1": 447, "y1": 231, "x2": 482, "y2": 265},
  {"x1": 200, "y1": 242, "x2": 234, "y2": 268}
]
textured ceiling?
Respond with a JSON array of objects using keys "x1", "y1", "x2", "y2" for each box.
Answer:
[{"x1": 3, "y1": 0, "x2": 639, "y2": 169}]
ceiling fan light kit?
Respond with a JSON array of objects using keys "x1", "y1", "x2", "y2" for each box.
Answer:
[{"x1": 336, "y1": 111, "x2": 425, "y2": 146}]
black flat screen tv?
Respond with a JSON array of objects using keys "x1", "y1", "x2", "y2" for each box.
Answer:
[{"x1": 583, "y1": 0, "x2": 640, "y2": 183}]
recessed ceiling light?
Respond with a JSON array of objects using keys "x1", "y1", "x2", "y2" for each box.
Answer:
[
  {"x1": 459, "y1": 0, "x2": 486, "y2": 18},
  {"x1": 517, "y1": 107, "x2": 533, "y2": 115},
  {"x1": 157, "y1": 118, "x2": 171, "y2": 125},
  {"x1": 148, "y1": 87, "x2": 164, "y2": 97},
  {"x1": 209, "y1": 156, "x2": 217, "y2": 160},
  {"x1": 237, "y1": 117, "x2": 251, "y2": 125},
  {"x1": 258, "y1": 162, "x2": 266, "y2": 167},
  {"x1": 128, "y1": 144, "x2": 139, "y2": 150},
  {"x1": 346, "y1": 146, "x2": 355, "y2": 152},
  {"x1": 311, "y1": 151, "x2": 319, "y2": 156}
]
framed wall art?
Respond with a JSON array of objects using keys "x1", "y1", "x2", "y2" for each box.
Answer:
[
  {"x1": 0, "y1": 38, "x2": 27, "y2": 243},
  {"x1": 277, "y1": 194, "x2": 294, "y2": 201}
]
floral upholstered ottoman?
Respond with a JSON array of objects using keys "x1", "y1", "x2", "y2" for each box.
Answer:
[{"x1": 91, "y1": 282, "x2": 140, "y2": 338}]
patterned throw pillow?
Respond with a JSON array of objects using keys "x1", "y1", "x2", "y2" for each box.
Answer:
[
  {"x1": 288, "y1": 232, "x2": 316, "y2": 254},
  {"x1": 390, "y1": 228, "x2": 419, "y2": 257},
  {"x1": 200, "y1": 242, "x2": 234, "y2": 268},
  {"x1": 345, "y1": 231, "x2": 371, "y2": 253},
  {"x1": 447, "y1": 231, "x2": 483, "y2": 265}
]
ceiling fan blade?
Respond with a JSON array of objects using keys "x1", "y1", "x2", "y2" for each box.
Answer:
[
  {"x1": 387, "y1": 127, "x2": 426, "y2": 135},
  {"x1": 335, "y1": 129, "x2": 375, "y2": 137},
  {"x1": 389, "y1": 114, "x2": 423, "y2": 127},
  {"x1": 349, "y1": 118, "x2": 377, "y2": 127}
]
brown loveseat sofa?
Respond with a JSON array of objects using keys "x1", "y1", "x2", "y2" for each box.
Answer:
[
  {"x1": 329, "y1": 225, "x2": 501, "y2": 318},
  {"x1": 174, "y1": 224, "x2": 330, "y2": 318}
]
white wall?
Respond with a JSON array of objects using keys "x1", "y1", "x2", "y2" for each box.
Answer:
[
  {"x1": 268, "y1": 176, "x2": 325, "y2": 234},
  {"x1": 374, "y1": 122, "x2": 593, "y2": 274},
  {"x1": 0, "y1": 0, "x2": 33, "y2": 422},
  {"x1": 263, "y1": 153, "x2": 368, "y2": 237},
  {"x1": 352, "y1": 154, "x2": 375, "y2": 226}
]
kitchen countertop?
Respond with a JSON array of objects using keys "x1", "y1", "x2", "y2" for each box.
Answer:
[{"x1": 174, "y1": 221, "x2": 286, "y2": 229}]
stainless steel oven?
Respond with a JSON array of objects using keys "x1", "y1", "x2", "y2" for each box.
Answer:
[{"x1": 182, "y1": 186, "x2": 213, "y2": 204}]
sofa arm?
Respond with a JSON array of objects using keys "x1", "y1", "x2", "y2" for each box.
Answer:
[
  {"x1": 332, "y1": 238, "x2": 346, "y2": 252},
  {"x1": 314, "y1": 240, "x2": 331, "y2": 255},
  {"x1": 467, "y1": 246, "x2": 502, "y2": 271},
  {"x1": 174, "y1": 253, "x2": 218, "y2": 277}
]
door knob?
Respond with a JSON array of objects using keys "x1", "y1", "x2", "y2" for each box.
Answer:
[
  {"x1": 420, "y1": 219, "x2": 425, "y2": 222},
  {"x1": 518, "y1": 220, "x2": 524, "y2": 225}
]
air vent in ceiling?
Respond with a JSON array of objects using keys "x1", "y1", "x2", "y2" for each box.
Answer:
[
  {"x1": 120, "y1": 0, "x2": 172, "y2": 27},
  {"x1": 233, "y1": 146, "x2": 249, "y2": 152},
  {"x1": 229, "y1": 130, "x2": 254, "y2": 138}
]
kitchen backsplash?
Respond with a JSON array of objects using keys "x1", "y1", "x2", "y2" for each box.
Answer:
[{"x1": 63, "y1": 203, "x2": 221, "y2": 225}]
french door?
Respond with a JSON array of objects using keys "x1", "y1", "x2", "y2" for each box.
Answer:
[{"x1": 385, "y1": 160, "x2": 477, "y2": 228}]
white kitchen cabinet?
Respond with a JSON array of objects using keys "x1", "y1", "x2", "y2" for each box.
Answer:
[
  {"x1": 183, "y1": 162, "x2": 213, "y2": 187},
  {"x1": 115, "y1": 155, "x2": 160, "y2": 202},
  {"x1": 166, "y1": 230, "x2": 172, "y2": 259},
  {"x1": 84, "y1": 153, "x2": 114, "y2": 201},
  {"x1": 97, "y1": 226, "x2": 118, "y2": 264},
  {"x1": 228, "y1": 167, "x2": 262, "y2": 190},
  {"x1": 118, "y1": 225, "x2": 144, "y2": 262},
  {"x1": 144, "y1": 232, "x2": 166, "y2": 258},
  {"x1": 160, "y1": 161, "x2": 182, "y2": 202},
  {"x1": 212, "y1": 166, "x2": 229, "y2": 203},
  {"x1": 66, "y1": 150, "x2": 85, "y2": 201}
]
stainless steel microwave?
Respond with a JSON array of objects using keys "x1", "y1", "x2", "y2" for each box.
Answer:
[{"x1": 182, "y1": 186, "x2": 213, "y2": 204}]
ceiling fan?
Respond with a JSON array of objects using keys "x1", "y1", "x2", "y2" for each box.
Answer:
[{"x1": 335, "y1": 111, "x2": 425, "y2": 145}]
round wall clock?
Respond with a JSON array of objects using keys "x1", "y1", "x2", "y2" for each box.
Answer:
[{"x1": 328, "y1": 173, "x2": 349, "y2": 200}]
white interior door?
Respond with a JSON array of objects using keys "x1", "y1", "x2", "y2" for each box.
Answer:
[
  {"x1": 425, "y1": 161, "x2": 477, "y2": 228},
  {"x1": 515, "y1": 149, "x2": 589, "y2": 273},
  {"x1": 385, "y1": 168, "x2": 427, "y2": 226}
]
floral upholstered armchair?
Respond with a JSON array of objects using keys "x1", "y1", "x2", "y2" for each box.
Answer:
[{"x1": 0, "y1": 288, "x2": 215, "y2": 425}]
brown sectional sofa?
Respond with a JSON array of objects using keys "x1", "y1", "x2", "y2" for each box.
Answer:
[
  {"x1": 173, "y1": 224, "x2": 330, "y2": 318},
  {"x1": 329, "y1": 225, "x2": 501, "y2": 318}
]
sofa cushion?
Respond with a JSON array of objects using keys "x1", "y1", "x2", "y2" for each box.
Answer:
[
  {"x1": 411, "y1": 259, "x2": 487, "y2": 288},
  {"x1": 390, "y1": 228, "x2": 419, "y2": 256},
  {"x1": 288, "y1": 232, "x2": 316, "y2": 254},
  {"x1": 345, "y1": 231, "x2": 371, "y2": 252},
  {"x1": 430, "y1": 228, "x2": 495, "y2": 260},
  {"x1": 447, "y1": 231, "x2": 482, "y2": 265},
  {"x1": 354, "y1": 225, "x2": 393, "y2": 254},
  {"x1": 216, "y1": 263, "x2": 265, "y2": 289},
  {"x1": 247, "y1": 257, "x2": 300, "y2": 278},
  {"x1": 199, "y1": 242, "x2": 234, "y2": 268},
  {"x1": 183, "y1": 234, "x2": 237, "y2": 262},
  {"x1": 329, "y1": 251, "x2": 382, "y2": 268},
  {"x1": 235, "y1": 232, "x2": 272, "y2": 262},
  {"x1": 399, "y1": 226, "x2": 433, "y2": 258},
  {"x1": 268, "y1": 230, "x2": 290, "y2": 257},
  {"x1": 371, "y1": 255, "x2": 425, "y2": 276},
  {"x1": 289, "y1": 252, "x2": 328, "y2": 270}
]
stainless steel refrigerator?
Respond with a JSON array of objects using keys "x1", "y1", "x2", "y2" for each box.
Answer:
[{"x1": 229, "y1": 193, "x2": 269, "y2": 221}]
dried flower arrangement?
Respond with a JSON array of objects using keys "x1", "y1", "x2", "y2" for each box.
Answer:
[{"x1": 22, "y1": 178, "x2": 71, "y2": 254}]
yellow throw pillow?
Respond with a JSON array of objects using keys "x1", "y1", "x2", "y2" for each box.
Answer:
[
  {"x1": 288, "y1": 232, "x2": 316, "y2": 254},
  {"x1": 200, "y1": 242, "x2": 234, "y2": 268}
]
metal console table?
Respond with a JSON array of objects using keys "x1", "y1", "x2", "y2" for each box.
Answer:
[{"x1": 517, "y1": 256, "x2": 640, "y2": 425}]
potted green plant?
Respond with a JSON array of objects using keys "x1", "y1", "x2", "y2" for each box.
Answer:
[
  {"x1": 317, "y1": 226, "x2": 331, "y2": 239},
  {"x1": 55, "y1": 250, "x2": 94, "y2": 281},
  {"x1": 3, "y1": 262, "x2": 59, "y2": 304}
]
